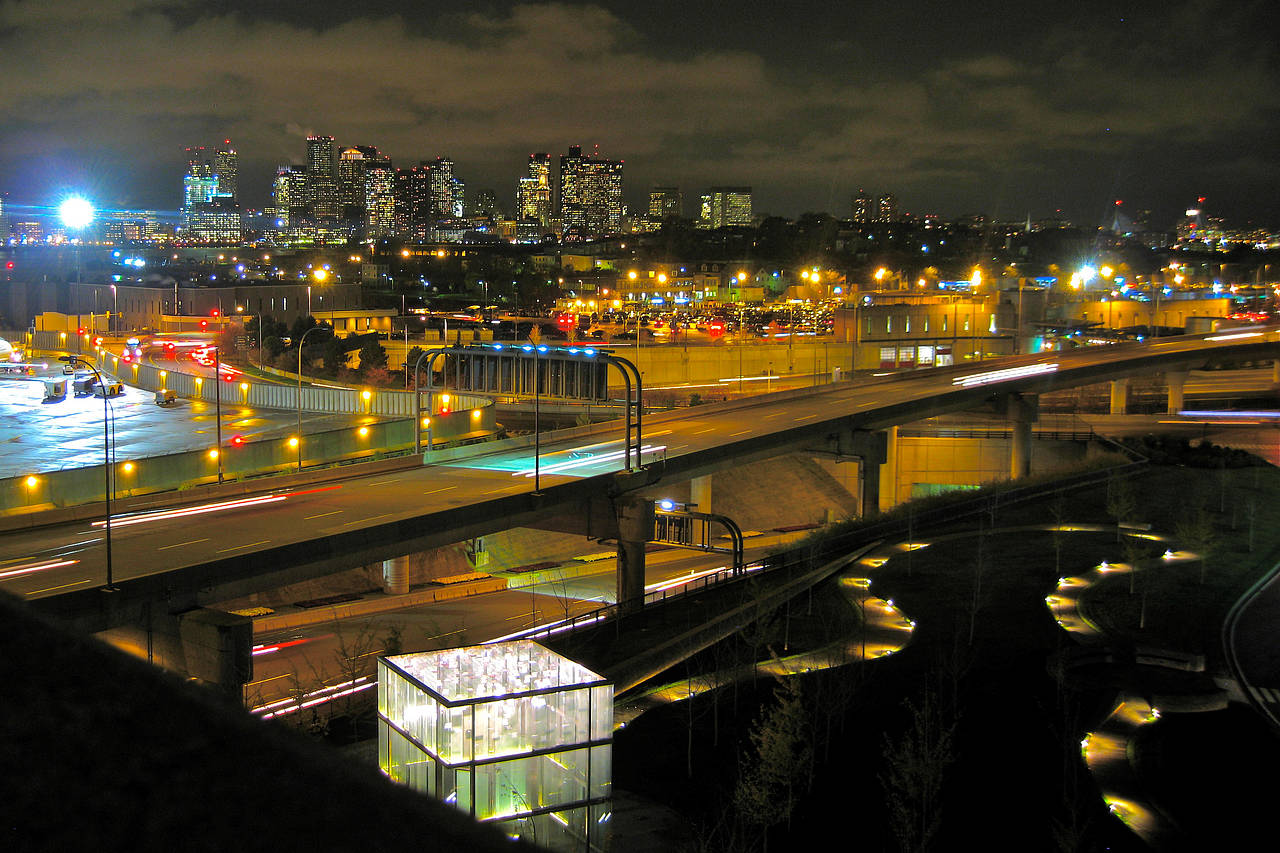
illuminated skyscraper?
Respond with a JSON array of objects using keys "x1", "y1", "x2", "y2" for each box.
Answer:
[
  {"x1": 214, "y1": 143, "x2": 238, "y2": 202},
  {"x1": 182, "y1": 146, "x2": 239, "y2": 242},
  {"x1": 851, "y1": 189, "x2": 872, "y2": 223},
  {"x1": 306, "y1": 135, "x2": 338, "y2": 221},
  {"x1": 307, "y1": 135, "x2": 335, "y2": 179},
  {"x1": 698, "y1": 187, "x2": 752, "y2": 229},
  {"x1": 517, "y1": 152, "x2": 553, "y2": 227},
  {"x1": 395, "y1": 163, "x2": 433, "y2": 241},
  {"x1": 429, "y1": 157, "x2": 461, "y2": 219},
  {"x1": 182, "y1": 148, "x2": 217, "y2": 209},
  {"x1": 271, "y1": 165, "x2": 308, "y2": 228},
  {"x1": 364, "y1": 154, "x2": 396, "y2": 239},
  {"x1": 875, "y1": 193, "x2": 897, "y2": 223},
  {"x1": 648, "y1": 187, "x2": 682, "y2": 220},
  {"x1": 559, "y1": 145, "x2": 623, "y2": 235}
]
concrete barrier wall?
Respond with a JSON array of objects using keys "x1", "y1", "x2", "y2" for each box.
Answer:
[
  {"x1": 2, "y1": 401, "x2": 495, "y2": 513},
  {"x1": 46, "y1": 345, "x2": 490, "y2": 416},
  {"x1": 604, "y1": 339, "x2": 854, "y2": 389}
]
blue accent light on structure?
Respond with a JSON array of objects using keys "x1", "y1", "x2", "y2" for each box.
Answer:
[
  {"x1": 536, "y1": 345, "x2": 549, "y2": 353},
  {"x1": 583, "y1": 348, "x2": 596, "y2": 356},
  {"x1": 521, "y1": 345, "x2": 533, "y2": 352}
]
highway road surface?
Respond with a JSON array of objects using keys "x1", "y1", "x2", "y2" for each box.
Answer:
[{"x1": 3, "y1": 328, "x2": 1278, "y2": 604}]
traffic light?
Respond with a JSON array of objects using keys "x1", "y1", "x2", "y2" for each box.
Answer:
[
  {"x1": 230, "y1": 435, "x2": 244, "y2": 447},
  {"x1": 199, "y1": 319, "x2": 208, "y2": 329}
]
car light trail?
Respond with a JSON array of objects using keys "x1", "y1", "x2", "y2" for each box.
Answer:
[
  {"x1": 1204, "y1": 331, "x2": 1263, "y2": 342},
  {"x1": 91, "y1": 486, "x2": 339, "y2": 530},
  {"x1": 251, "y1": 675, "x2": 375, "y2": 718},
  {"x1": 511, "y1": 443, "x2": 667, "y2": 478},
  {"x1": 952, "y1": 362, "x2": 1058, "y2": 387},
  {"x1": 0, "y1": 558, "x2": 79, "y2": 580},
  {"x1": 93, "y1": 494, "x2": 288, "y2": 528},
  {"x1": 1176, "y1": 409, "x2": 1280, "y2": 418}
]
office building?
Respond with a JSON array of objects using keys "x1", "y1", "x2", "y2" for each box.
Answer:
[
  {"x1": 559, "y1": 145, "x2": 624, "y2": 235},
  {"x1": 395, "y1": 163, "x2": 433, "y2": 241},
  {"x1": 364, "y1": 154, "x2": 396, "y2": 239},
  {"x1": 648, "y1": 187, "x2": 682, "y2": 220},
  {"x1": 214, "y1": 143, "x2": 238, "y2": 202},
  {"x1": 517, "y1": 153, "x2": 553, "y2": 227},
  {"x1": 852, "y1": 189, "x2": 873, "y2": 223},
  {"x1": 698, "y1": 187, "x2": 752, "y2": 229},
  {"x1": 876, "y1": 193, "x2": 897, "y2": 223}
]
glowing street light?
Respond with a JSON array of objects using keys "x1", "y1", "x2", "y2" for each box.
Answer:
[
  {"x1": 59, "y1": 197, "x2": 95, "y2": 231},
  {"x1": 60, "y1": 196, "x2": 95, "y2": 283}
]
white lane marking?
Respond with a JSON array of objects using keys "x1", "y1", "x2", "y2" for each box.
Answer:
[
  {"x1": 217, "y1": 539, "x2": 271, "y2": 554},
  {"x1": 304, "y1": 510, "x2": 343, "y2": 520},
  {"x1": 158, "y1": 538, "x2": 211, "y2": 551}
]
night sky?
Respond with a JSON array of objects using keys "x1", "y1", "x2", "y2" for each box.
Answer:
[{"x1": 1, "y1": 0, "x2": 1277, "y2": 228}]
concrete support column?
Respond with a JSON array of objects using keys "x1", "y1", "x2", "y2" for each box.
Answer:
[
  {"x1": 382, "y1": 557, "x2": 408, "y2": 595},
  {"x1": 690, "y1": 475, "x2": 712, "y2": 515},
  {"x1": 1005, "y1": 393, "x2": 1039, "y2": 480},
  {"x1": 178, "y1": 608, "x2": 252, "y2": 700},
  {"x1": 880, "y1": 426, "x2": 898, "y2": 513},
  {"x1": 1165, "y1": 370, "x2": 1188, "y2": 415},
  {"x1": 615, "y1": 498, "x2": 655, "y2": 615},
  {"x1": 845, "y1": 429, "x2": 888, "y2": 518},
  {"x1": 1109, "y1": 377, "x2": 1130, "y2": 415}
]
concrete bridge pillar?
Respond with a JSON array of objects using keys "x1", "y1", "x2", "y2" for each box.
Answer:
[
  {"x1": 841, "y1": 429, "x2": 888, "y2": 518},
  {"x1": 1109, "y1": 377, "x2": 1130, "y2": 415},
  {"x1": 101, "y1": 606, "x2": 252, "y2": 699},
  {"x1": 1165, "y1": 370, "x2": 1189, "y2": 415},
  {"x1": 690, "y1": 475, "x2": 712, "y2": 514},
  {"x1": 615, "y1": 497, "x2": 655, "y2": 615},
  {"x1": 382, "y1": 557, "x2": 409, "y2": 595},
  {"x1": 1006, "y1": 393, "x2": 1039, "y2": 480}
]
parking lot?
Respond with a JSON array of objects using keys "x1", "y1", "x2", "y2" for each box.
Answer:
[{"x1": 0, "y1": 368, "x2": 389, "y2": 480}]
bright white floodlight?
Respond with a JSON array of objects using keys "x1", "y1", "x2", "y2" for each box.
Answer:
[{"x1": 59, "y1": 197, "x2": 95, "y2": 230}]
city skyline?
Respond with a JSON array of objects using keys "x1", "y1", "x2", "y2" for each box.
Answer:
[{"x1": 0, "y1": 0, "x2": 1277, "y2": 227}]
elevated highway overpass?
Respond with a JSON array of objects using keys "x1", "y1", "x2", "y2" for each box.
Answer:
[{"x1": 4, "y1": 328, "x2": 1278, "y2": 686}]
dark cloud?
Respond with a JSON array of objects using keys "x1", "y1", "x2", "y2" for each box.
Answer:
[{"x1": 0, "y1": 0, "x2": 1276, "y2": 226}]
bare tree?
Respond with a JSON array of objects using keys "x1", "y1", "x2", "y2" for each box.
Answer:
[
  {"x1": 1175, "y1": 501, "x2": 1218, "y2": 585},
  {"x1": 1106, "y1": 473, "x2": 1137, "y2": 542},
  {"x1": 880, "y1": 689, "x2": 956, "y2": 853}
]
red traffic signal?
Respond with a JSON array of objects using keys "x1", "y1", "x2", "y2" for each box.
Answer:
[
  {"x1": 4, "y1": 261, "x2": 13, "y2": 270},
  {"x1": 230, "y1": 435, "x2": 244, "y2": 446},
  {"x1": 211, "y1": 309, "x2": 220, "y2": 317},
  {"x1": 199, "y1": 320, "x2": 208, "y2": 329}
]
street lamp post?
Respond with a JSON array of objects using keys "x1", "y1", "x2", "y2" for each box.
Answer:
[
  {"x1": 110, "y1": 284, "x2": 117, "y2": 336},
  {"x1": 295, "y1": 325, "x2": 326, "y2": 471},
  {"x1": 58, "y1": 355, "x2": 114, "y2": 589},
  {"x1": 213, "y1": 346, "x2": 224, "y2": 484},
  {"x1": 533, "y1": 344, "x2": 545, "y2": 494}
]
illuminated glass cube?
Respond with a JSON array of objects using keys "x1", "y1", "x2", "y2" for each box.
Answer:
[{"x1": 378, "y1": 641, "x2": 612, "y2": 851}]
